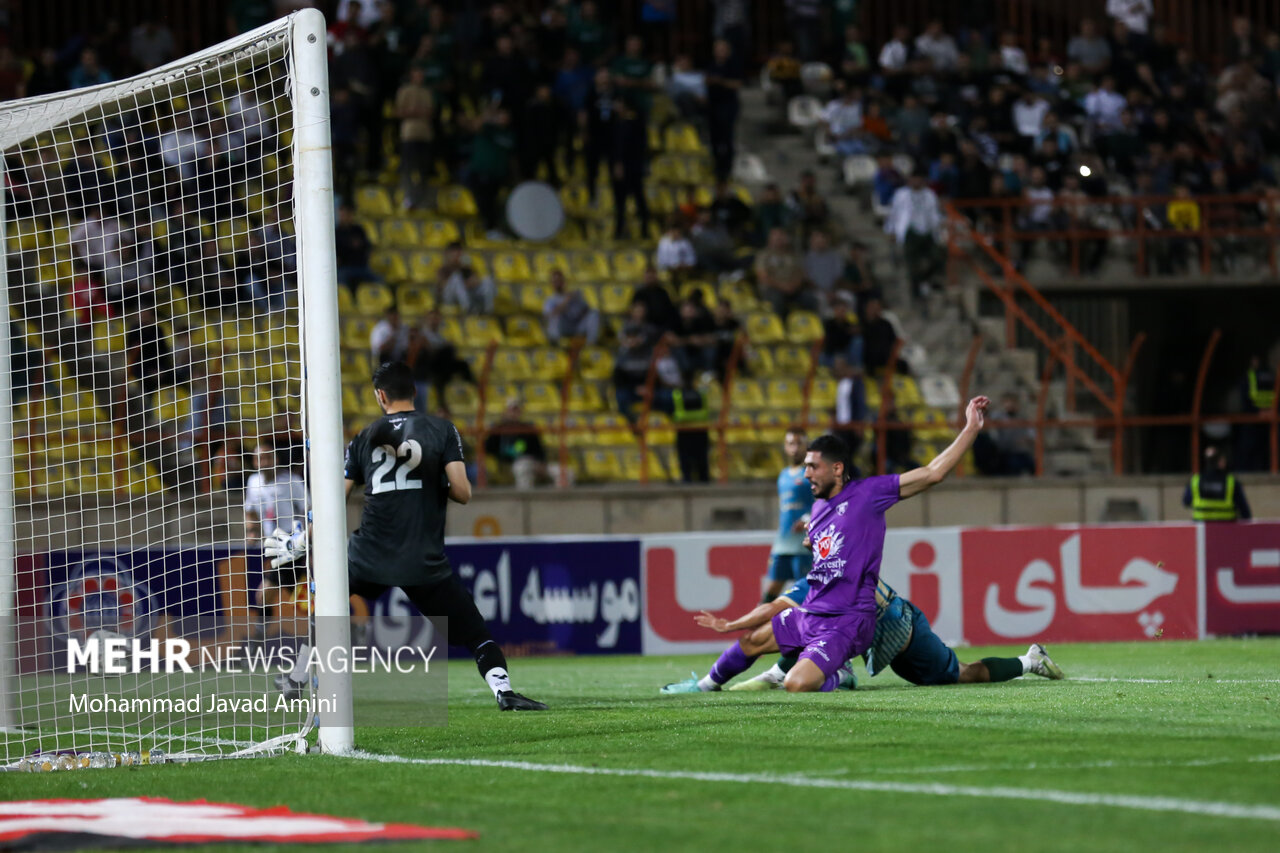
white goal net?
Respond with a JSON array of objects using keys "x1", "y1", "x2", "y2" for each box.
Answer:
[{"x1": 0, "y1": 10, "x2": 351, "y2": 768}]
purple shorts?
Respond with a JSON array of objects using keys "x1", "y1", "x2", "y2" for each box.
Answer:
[{"x1": 771, "y1": 607, "x2": 875, "y2": 678}]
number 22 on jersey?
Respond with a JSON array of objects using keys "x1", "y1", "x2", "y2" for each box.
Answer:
[{"x1": 370, "y1": 440, "x2": 424, "y2": 493}]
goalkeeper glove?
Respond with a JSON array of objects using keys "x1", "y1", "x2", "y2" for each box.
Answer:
[{"x1": 264, "y1": 523, "x2": 308, "y2": 569}]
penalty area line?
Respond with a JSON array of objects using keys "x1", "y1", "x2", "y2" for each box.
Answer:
[{"x1": 342, "y1": 752, "x2": 1280, "y2": 823}]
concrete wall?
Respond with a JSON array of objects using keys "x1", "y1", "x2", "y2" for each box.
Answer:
[{"x1": 16, "y1": 476, "x2": 1280, "y2": 545}]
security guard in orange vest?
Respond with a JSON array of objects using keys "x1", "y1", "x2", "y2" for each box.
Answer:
[{"x1": 1183, "y1": 447, "x2": 1251, "y2": 522}]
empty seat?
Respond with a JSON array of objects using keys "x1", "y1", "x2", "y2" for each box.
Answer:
[
  {"x1": 745, "y1": 313, "x2": 785, "y2": 345},
  {"x1": 786, "y1": 311, "x2": 823, "y2": 344},
  {"x1": 505, "y1": 315, "x2": 547, "y2": 348}
]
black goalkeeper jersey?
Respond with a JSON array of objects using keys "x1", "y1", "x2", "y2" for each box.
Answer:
[{"x1": 344, "y1": 410, "x2": 465, "y2": 585}]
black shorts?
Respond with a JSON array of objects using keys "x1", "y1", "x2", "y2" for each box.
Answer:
[{"x1": 348, "y1": 573, "x2": 493, "y2": 653}]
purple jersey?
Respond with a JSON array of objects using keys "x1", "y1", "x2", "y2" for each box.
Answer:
[{"x1": 803, "y1": 474, "x2": 900, "y2": 616}]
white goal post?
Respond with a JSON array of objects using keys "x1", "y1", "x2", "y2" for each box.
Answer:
[{"x1": 0, "y1": 8, "x2": 352, "y2": 766}]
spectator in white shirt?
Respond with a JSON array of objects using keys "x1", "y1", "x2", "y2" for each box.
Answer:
[
  {"x1": 370, "y1": 307, "x2": 409, "y2": 363},
  {"x1": 998, "y1": 31, "x2": 1029, "y2": 76},
  {"x1": 158, "y1": 113, "x2": 210, "y2": 183},
  {"x1": 656, "y1": 218, "x2": 698, "y2": 275},
  {"x1": 666, "y1": 53, "x2": 707, "y2": 121},
  {"x1": 1018, "y1": 167, "x2": 1055, "y2": 268},
  {"x1": 243, "y1": 439, "x2": 308, "y2": 547},
  {"x1": 885, "y1": 172, "x2": 943, "y2": 300},
  {"x1": 442, "y1": 266, "x2": 496, "y2": 315},
  {"x1": 543, "y1": 269, "x2": 601, "y2": 344},
  {"x1": 821, "y1": 86, "x2": 866, "y2": 156},
  {"x1": 914, "y1": 20, "x2": 959, "y2": 71},
  {"x1": 1106, "y1": 0, "x2": 1152, "y2": 36},
  {"x1": 878, "y1": 25, "x2": 912, "y2": 73},
  {"x1": 1011, "y1": 90, "x2": 1050, "y2": 148},
  {"x1": 70, "y1": 208, "x2": 124, "y2": 274},
  {"x1": 1083, "y1": 76, "x2": 1127, "y2": 132}
]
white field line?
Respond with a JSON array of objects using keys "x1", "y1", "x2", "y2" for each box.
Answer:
[
  {"x1": 862, "y1": 754, "x2": 1280, "y2": 775},
  {"x1": 343, "y1": 752, "x2": 1280, "y2": 823}
]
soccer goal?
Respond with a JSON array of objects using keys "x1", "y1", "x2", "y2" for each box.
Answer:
[{"x1": 0, "y1": 9, "x2": 352, "y2": 767}]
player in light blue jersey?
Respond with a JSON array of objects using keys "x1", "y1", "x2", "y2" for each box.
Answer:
[
  {"x1": 763, "y1": 427, "x2": 814, "y2": 603},
  {"x1": 660, "y1": 575, "x2": 1064, "y2": 693}
]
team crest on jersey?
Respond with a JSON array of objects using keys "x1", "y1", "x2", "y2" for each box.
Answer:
[
  {"x1": 813, "y1": 523, "x2": 844, "y2": 562},
  {"x1": 837, "y1": 502, "x2": 848, "y2": 515}
]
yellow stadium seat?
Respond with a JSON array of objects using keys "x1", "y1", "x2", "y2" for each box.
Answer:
[
  {"x1": 91, "y1": 320, "x2": 127, "y2": 355},
  {"x1": 156, "y1": 388, "x2": 191, "y2": 424},
  {"x1": 574, "y1": 284, "x2": 600, "y2": 310},
  {"x1": 370, "y1": 250, "x2": 408, "y2": 283},
  {"x1": 599, "y1": 283, "x2": 634, "y2": 315},
  {"x1": 490, "y1": 348, "x2": 533, "y2": 380},
  {"x1": 891, "y1": 375, "x2": 923, "y2": 407},
  {"x1": 355, "y1": 283, "x2": 395, "y2": 315},
  {"x1": 397, "y1": 284, "x2": 434, "y2": 318},
  {"x1": 665, "y1": 123, "x2": 702, "y2": 153},
  {"x1": 341, "y1": 316, "x2": 377, "y2": 350},
  {"x1": 341, "y1": 350, "x2": 372, "y2": 381},
  {"x1": 438, "y1": 316, "x2": 464, "y2": 346},
  {"x1": 493, "y1": 283, "x2": 519, "y2": 316},
  {"x1": 712, "y1": 448, "x2": 753, "y2": 481},
  {"x1": 786, "y1": 311, "x2": 824, "y2": 344},
  {"x1": 505, "y1": 315, "x2": 547, "y2": 347},
  {"x1": 382, "y1": 220, "x2": 420, "y2": 248},
  {"x1": 409, "y1": 251, "x2": 443, "y2": 283},
  {"x1": 645, "y1": 185, "x2": 675, "y2": 215},
  {"x1": 699, "y1": 378, "x2": 724, "y2": 412},
  {"x1": 755, "y1": 411, "x2": 792, "y2": 445},
  {"x1": 560, "y1": 184, "x2": 593, "y2": 218},
  {"x1": 530, "y1": 347, "x2": 570, "y2": 380},
  {"x1": 343, "y1": 387, "x2": 379, "y2": 418},
  {"x1": 811, "y1": 376, "x2": 839, "y2": 410},
  {"x1": 749, "y1": 446, "x2": 786, "y2": 479},
  {"x1": 774, "y1": 345, "x2": 813, "y2": 376},
  {"x1": 521, "y1": 381, "x2": 560, "y2": 414},
  {"x1": 724, "y1": 412, "x2": 757, "y2": 445},
  {"x1": 588, "y1": 412, "x2": 632, "y2": 446},
  {"x1": 610, "y1": 249, "x2": 648, "y2": 281},
  {"x1": 640, "y1": 411, "x2": 675, "y2": 446},
  {"x1": 746, "y1": 313, "x2": 786, "y2": 345},
  {"x1": 678, "y1": 281, "x2": 715, "y2": 304},
  {"x1": 570, "y1": 250, "x2": 611, "y2": 281},
  {"x1": 463, "y1": 316, "x2": 505, "y2": 347},
  {"x1": 743, "y1": 346, "x2": 776, "y2": 377},
  {"x1": 337, "y1": 287, "x2": 354, "y2": 314},
  {"x1": 583, "y1": 449, "x2": 624, "y2": 482},
  {"x1": 562, "y1": 414, "x2": 591, "y2": 447},
  {"x1": 864, "y1": 379, "x2": 882, "y2": 412},
  {"x1": 483, "y1": 381, "x2": 521, "y2": 409},
  {"x1": 493, "y1": 251, "x2": 532, "y2": 284},
  {"x1": 355, "y1": 186, "x2": 393, "y2": 217},
  {"x1": 576, "y1": 347, "x2": 614, "y2": 381},
  {"x1": 444, "y1": 382, "x2": 479, "y2": 415},
  {"x1": 620, "y1": 447, "x2": 670, "y2": 482},
  {"x1": 422, "y1": 219, "x2": 462, "y2": 248},
  {"x1": 437, "y1": 185, "x2": 478, "y2": 218},
  {"x1": 766, "y1": 378, "x2": 804, "y2": 410},
  {"x1": 569, "y1": 382, "x2": 604, "y2": 412},
  {"x1": 520, "y1": 282, "x2": 554, "y2": 315},
  {"x1": 730, "y1": 378, "x2": 767, "y2": 409},
  {"x1": 531, "y1": 251, "x2": 572, "y2": 280}
]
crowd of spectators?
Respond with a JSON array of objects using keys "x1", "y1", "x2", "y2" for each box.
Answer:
[{"x1": 795, "y1": 8, "x2": 1280, "y2": 276}]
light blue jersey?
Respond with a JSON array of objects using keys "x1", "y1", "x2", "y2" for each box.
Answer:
[{"x1": 773, "y1": 465, "x2": 813, "y2": 555}]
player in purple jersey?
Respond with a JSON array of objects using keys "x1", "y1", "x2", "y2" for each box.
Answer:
[{"x1": 675, "y1": 396, "x2": 991, "y2": 693}]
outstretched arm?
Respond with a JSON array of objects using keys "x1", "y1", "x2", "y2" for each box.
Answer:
[
  {"x1": 898, "y1": 396, "x2": 989, "y2": 500},
  {"x1": 695, "y1": 596, "x2": 796, "y2": 634}
]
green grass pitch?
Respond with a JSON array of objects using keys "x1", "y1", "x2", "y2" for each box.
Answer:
[{"x1": 3, "y1": 638, "x2": 1279, "y2": 852}]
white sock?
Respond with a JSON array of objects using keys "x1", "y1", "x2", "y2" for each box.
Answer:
[
  {"x1": 1018, "y1": 654, "x2": 1034, "y2": 674},
  {"x1": 484, "y1": 667, "x2": 512, "y2": 697},
  {"x1": 289, "y1": 643, "x2": 310, "y2": 684},
  {"x1": 696, "y1": 675, "x2": 720, "y2": 692}
]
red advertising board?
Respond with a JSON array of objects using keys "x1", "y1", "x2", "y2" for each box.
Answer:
[
  {"x1": 1204, "y1": 521, "x2": 1280, "y2": 636},
  {"x1": 960, "y1": 525, "x2": 1198, "y2": 645}
]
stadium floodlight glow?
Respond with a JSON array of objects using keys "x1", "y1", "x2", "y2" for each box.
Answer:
[{"x1": 0, "y1": 9, "x2": 352, "y2": 765}]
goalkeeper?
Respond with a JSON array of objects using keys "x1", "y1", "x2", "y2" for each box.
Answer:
[
  {"x1": 266, "y1": 361, "x2": 546, "y2": 711},
  {"x1": 661, "y1": 575, "x2": 1064, "y2": 693}
]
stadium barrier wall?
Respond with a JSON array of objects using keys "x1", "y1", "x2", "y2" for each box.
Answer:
[{"x1": 18, "y1": 522, "x2": 1277, "y2": 669}]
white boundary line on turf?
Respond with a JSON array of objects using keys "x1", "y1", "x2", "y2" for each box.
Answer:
[
  {"x1": 342, "y1": 753, "x2": 1280, "y2": 823},
  {"x1": 865, "y1": 754, "x2": 1280, "y2": 775}
]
